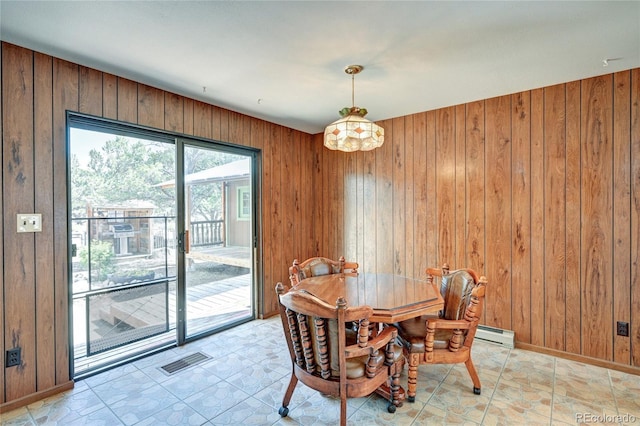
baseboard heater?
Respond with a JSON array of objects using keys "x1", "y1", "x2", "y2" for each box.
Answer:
[{"x1": 475, "y1": 325, "x2": 515, "y2": 348}]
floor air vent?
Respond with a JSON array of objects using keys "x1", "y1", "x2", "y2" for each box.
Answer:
[
  {"x1": 475, "y1": 325, "x2": 515, "y2": 348},
  {"x1": 159, "y1": 352, "x2": 211, "y2": 375}
]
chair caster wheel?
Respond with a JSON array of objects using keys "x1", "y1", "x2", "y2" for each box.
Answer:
[
  {"x1": 407, "y1": 396, "x2": 415, "y2": 403},
  {"x1": 278, "y1": 406, "x2": 289, "y2": 417},
  {"x1": 473, "y1": 387, "x2": 481, "y2": 395},
  {"x1": 387, "y1": 404, "x2": 396, "y2": 413}
]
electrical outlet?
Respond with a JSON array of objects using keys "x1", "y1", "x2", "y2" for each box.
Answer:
[
  {"x1": 6, "y1": 348, "x2": 21, "y2": 367},
  {"x1": 617, "y1": 321, "x2": 629, "y2": 337}
]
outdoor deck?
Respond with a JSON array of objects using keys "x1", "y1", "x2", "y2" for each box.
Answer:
[{"x1": 187, "y1": 245, "x2": 251, "y2": 268}]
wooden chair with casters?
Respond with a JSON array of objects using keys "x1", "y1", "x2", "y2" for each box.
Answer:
[
  {"x1": 275, "y1": 281, "x2": 404, "y2": 426},
  {"x1": 394, "y1": 264, "x2": 488, "y2": 402},
  {"x1": 289, "y1": 256, "x2": 358, "y2": 286}
]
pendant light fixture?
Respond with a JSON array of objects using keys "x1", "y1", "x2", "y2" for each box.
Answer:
[{"x1": 323, "y1": 65, "x2": 384, "y2": 152}]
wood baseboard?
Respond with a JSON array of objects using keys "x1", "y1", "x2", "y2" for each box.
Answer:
[
  {"x1": 0, "y1": 381, "x2": 74, "y2": 414},
  {"x1": 516, "y1": 342, "x2": 640, "y2": 376},
  {"x1": 261, "y1": 310, "x2": 278, "y2": 319}
]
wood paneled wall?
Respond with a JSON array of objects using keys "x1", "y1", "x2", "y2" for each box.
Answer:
[
  {"x1": 313, "y1": 69, "x2": 640, "y2": 368},
  {"x1": 0, "y1": 42, "x2": 315, "y2": 406}
]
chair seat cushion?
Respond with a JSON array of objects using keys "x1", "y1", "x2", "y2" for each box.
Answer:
[
  {"x1": 344, "y1": 344, "x2": 403, "y2": 379},
  {"x1": 395, "y1": 316, "x2": 457, "y2": 353}
]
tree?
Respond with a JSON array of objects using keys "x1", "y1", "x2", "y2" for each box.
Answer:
[
  {"x1": 70, "y1": 133, "x2": 242, "y2": 221},
  {"x1": 71, "y1": 136, "x2": 174, "y2": 216}
]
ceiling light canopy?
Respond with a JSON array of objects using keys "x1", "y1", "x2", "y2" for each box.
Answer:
[{"x1": 324, "y1": 65, "x2": 384, "y2": 152}]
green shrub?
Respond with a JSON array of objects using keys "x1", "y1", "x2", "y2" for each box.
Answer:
[{"x1": 79, "y1": 240, "x2": 115, "y2": 281}]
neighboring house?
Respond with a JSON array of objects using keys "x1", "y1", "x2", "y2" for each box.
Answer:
[{"x1": 156, "y1": 158, "x2": 252, "y2": 248}]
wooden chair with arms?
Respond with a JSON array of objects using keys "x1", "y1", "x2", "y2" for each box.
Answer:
[
  {"x1": 289, "y1": 256, "x2": 358, "y2": 286},
  {"x1": 275, "y1": 281, "x2": 404, "y2": 426},
  {"x1": 394, "y1": 264, "x2": 488, "y2": 402}
]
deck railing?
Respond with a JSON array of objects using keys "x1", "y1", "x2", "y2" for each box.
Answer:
[{"x1": 190, "y1": 219, "x2": 224, "y2": 247}]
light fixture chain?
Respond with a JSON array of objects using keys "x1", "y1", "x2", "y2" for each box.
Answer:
[{"x1": 351, "y1": 72, "x2": 355, "y2": 108}]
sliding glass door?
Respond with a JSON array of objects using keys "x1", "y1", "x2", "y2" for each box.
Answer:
[
  {"x1": 176, "y1": 141, "x2": 255, "y2": 340},
  {"x1": 68, "y1": 124, "x2": 178, "y2": 375},
  {"x1": 68, "y1": 115, "x2": 257, "y2": 376}
]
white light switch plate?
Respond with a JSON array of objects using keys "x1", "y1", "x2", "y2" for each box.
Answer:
[{"x1": 17, "y1": 213, "x2": 42, "y2": 233}]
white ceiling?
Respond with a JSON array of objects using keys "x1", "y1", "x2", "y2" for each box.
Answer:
[{"x1": 1, "y1": 1, "x2": 639, "y2": 135}]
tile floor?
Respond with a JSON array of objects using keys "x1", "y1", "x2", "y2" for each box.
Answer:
[{"x1": 2, "y1": 316, "x2": 639, "y2": 425}]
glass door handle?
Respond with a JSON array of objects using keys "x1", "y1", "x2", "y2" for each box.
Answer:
[{"x1": 178, "y1": 230, "x2": 190, "y2": 254}]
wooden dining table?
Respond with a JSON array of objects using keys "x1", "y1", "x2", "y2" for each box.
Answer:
[
  {"x1": 290, "y1": 272, "x2": 444, "y2": 406},
  {"x1": 292, "y1": 272, "x2": 445, "y2": 323}
]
